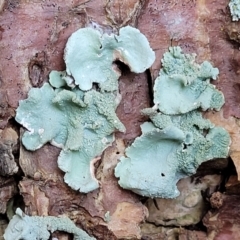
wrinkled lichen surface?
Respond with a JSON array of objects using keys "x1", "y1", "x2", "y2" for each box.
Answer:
[
  {"x1": 154, "y1": 46, "x2": 223, "y2": 114},
  {"x1": 115, "y1": 47, "x2": 230, "y2": 198},
  {"x1": 4, "y1": 208, "x2": 96, "y2": 240},
  {"x1": 16, "y1": 82, "x2": 124, "y2": 192},
  {"x1": 15, "y1": 26, "x2": 155, "y2": 193}
]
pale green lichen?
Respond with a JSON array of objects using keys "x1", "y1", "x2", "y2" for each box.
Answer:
[
  {"x1": 64, "y1": 26, "x2": 155, "y2": 91},
  {"x1": 16, "y1": 26, "x2": 155, "y2": 193},
  {"x1": 115, "y1": 125, "x2": 187, "y2": 198},
  {"x1": 115, "y1": 47, "x2": 230, "y2": 198},
  {"x1": 115, "y1": 111, "x2": 230, "y2": 198},
  {"x1": 16, "y1": 83, "x2": 124, "y2": 151},
  {"x1": 49, "y1": 70, "x2": 67, "y2": 89},
  {"x1": 229, "y1": 0, "x2": 240, "y2": 21},
  {"x1": 154, "y1": 47, "x2": 223, "y2": 114},
  {"x1": 4, "y1": 208, "x2": 96, "y2": 240},
  {"x1": 16, "y1": 83, "x2": 124, "y2": 192}
]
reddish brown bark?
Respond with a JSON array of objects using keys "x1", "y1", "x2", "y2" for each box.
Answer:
[{"x1": 1, "y1": 0, "x2": 240, "y2": 239}]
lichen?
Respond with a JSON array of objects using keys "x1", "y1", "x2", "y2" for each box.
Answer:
[
  {"x1": 115, "y1": 47, "x2": 230, "y2": 198},
  {"x1": 115, "y1": 111, "x2": 230, "y2": 198},
  {"x1": 16, "y1": 83, "x2": 124, "y2": 192},
  {"x1": 115, "y1": 125, "x2": 187, "y2": 198},
  {"x1": 64, "y1": 26, "x2": 155, "y2": 91},
  {"x1": 153, "y1": 46, "x2": 223, "y2": 114},
  {"x1": 229, "y1": 0, "x2": 240, "y2": 21},
  {"x1": 49, "y1": 70, "x2": 67, "y2": 89},
  {"x1": 4, "y1": 208, "x2": 96, "y2": 240},
  {"x1": 16, "y1": 26, "x2": 155, "y2": 193}
]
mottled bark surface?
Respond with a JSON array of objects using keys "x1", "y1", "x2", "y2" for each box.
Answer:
[
  {"x1": 141, "y1": 223, "x2": 207, "y2": 240},
  {"x1": 203, "y1": 194, "x2": 240, "y2": 240},
  {"x1": 1, "y1": 0, "x2": 240, "y2": 239},
  {"x1": 146, "y1": 175, "x2": 222, "y2": 227}
]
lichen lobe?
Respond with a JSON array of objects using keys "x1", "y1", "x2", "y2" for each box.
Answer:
[{"x1": 64, "y1": 26, "x2": 155, "y2": 91}]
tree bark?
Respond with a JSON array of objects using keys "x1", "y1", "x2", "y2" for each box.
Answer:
[{"x1": 0, "y1": 0, "x2": 240, "y2": 239}]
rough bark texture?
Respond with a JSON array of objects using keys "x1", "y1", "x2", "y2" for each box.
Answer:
[
  {"x1": 203, "y1": 194, "x2": 240, "y2": 240},
  {"x1": 146, "y1": 175, "x2": 222, "y2": 227},
  {"x1": 1, "y1": 0, "x2": 240, "y2": 239},
  {"x1": 0, "y1": 127, "x2": 18, "y2": 176},
  {"x1": 141, "y1": 223, "x2": 207, "y2": 240}
]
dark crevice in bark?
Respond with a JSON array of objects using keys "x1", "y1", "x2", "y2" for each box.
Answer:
[{"x1": 146, "y1": 68, "x2": 154, "y2": 107}]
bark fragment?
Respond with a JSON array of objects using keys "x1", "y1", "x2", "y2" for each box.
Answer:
[
  {"x1": 0, "y1": 176, "x2": 17, "y2": 214},
  {"x1": 0, "y1": 127, "x2": 18, "y2": 176},
  {"x1": 28, "y1": 51, "x2": 49, "y2": 88},
  {"x1": 203, "y1": 194, "x2": 240, "y2": 239}
]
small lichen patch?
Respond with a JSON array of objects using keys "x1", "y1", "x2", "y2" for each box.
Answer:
[
  {"x1": 154, "y1": 46, "x2": 223, "y2": 114},
  {"x1": 4, "y1": 208, "x2": 96, "y2": 240},
  {"x1": 229, "y1": 0, "x2": 240, "y2": 21},
  {"x1": 49, "y1": 70, "x2": 67, "y2": 88}
]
